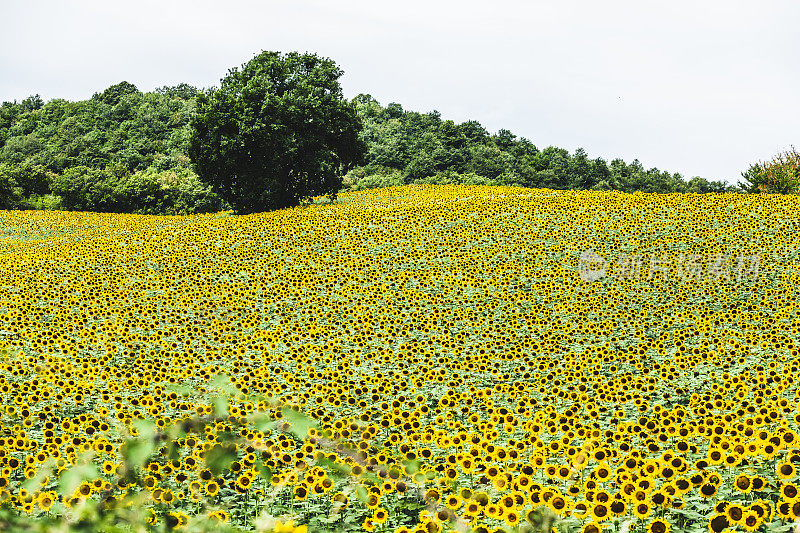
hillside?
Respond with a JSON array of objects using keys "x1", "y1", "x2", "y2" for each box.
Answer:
[
  {"x1": 0, "y1": 83, "x2": 732, "y2": 214},
  {"x1": 0, "y1": 185, "x2": 796, "y2": 530}
]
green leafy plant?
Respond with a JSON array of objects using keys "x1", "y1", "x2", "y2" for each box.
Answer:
[{"x1": 739, "y1": 146, "x2": 800, "y2": 194}]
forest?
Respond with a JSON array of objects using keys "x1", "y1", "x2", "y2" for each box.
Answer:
[{"x1": 0, "y1": 81, "x2": 734, "y2": 214}]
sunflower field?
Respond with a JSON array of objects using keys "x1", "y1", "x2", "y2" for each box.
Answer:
[{"x1": 0, "y1": 184, "x2": 799, "y2": 533}]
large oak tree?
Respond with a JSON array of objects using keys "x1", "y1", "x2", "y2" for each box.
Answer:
[{"x1": 188, "y1": 51, "x2": 366, "y2": 214}]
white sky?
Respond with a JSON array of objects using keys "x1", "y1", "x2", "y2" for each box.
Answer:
[{"x1": 2, "y1": 0, "x2": 798, "y2": 184}]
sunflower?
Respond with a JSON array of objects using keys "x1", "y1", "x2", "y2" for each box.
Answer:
[
  {"x1": 633, "y1": 502, "x2": 652, "y2": 520},
  {"x1": 610, "y1": 500, "x2": 626, "y2": 516},
  {"x1": 670, "y1": 477, "x2": 689, "y2": 494},
  {"x1": 699, "y1": 483, "x2": 718, "y2": 499},
  {"x1": 75, "y1": 482, "x2": 92, "y2": 499},
  {"x1": 429, "y1": 507, "x2": 448, "y2": 523},
  {"x1": 647, "y1": 518, "x2": 670, "y2": 533},
  {"x1": 707, "y1": 449, "x2": 724, "y2": 465},
  {"x1": 734, "y1": 474, "x2": 751, "y2": 493},
  {"x1": 792, "y1": 500, "x2": 800, "y2": 520},
  {"x1": 208, "y1": 510, "x2": 230, "y2": 522},
  {"x1": 484, "y1": 503, "x2": 505, "y2": 518},
  {"x1": 165, "y1": 511, "x2": 187, "y2": 529},
  {"x1": 332, "y1": 491, "x2": 348, "y2": 507},
  {"x1": 493, "y1": 476, "x2": 509, "y2": 490},
  {"x1": 366, "y1": 492, "x2": 380, "y2": 509},
  {"x1": 102, "y1": 461, "x2": 117, "y2": 475},
  {"x1": 637, "y1": 478, "x2": 653, "y2": 492},
  {"x1": 777, "y1": 501, "x2": 794, "y2": 520},
  {"x1": 294, "y1": 484, "x2": 308, "y2": 500},
  {"x1": 650, "y1": 489, "x2": 668, "y2": 506},
  {"x1": 37, "y1": 491, "x2": 55, "y2": 511},
  {"x1": 782, "y1": 429, "x2": 798, "y2": 447},
  {"x1": 423, "y1": 488, "x2": 440, "y2": 505},
  {"x1": 463, "y1": 501, "x2": 481, "y2": 517},
  {"x1": 725, "y1": 504, "x2": 744, "y2": 525},
  {"x1": 708, "y1": 513, "x2": 730, "y2": 533},
  {"x1": 777, "y1": 461, "x2": 796, "y2": 480},
  {"x1": 781, "y1": 482, "x2": 798, "y2": 500},
  {"x1": 273, "y1": 520, "x2": 308, "y2": 533},
  {"x1": 505, "y1": 509, "x2": 521, "y2": 526},
  {"x1": 756, "y1": 499, "x2": 774, "y2": 522},
  {"x1": 205, "y1": 481, "x2": 220, "y2": 496},
  {"x1": 594, "y1": 462, "x2": 612, "y2": 482},
  {"x1": 373, "y1": 508, "x2": 388, "y2": 523},
  {"x1": 590, "y1": 503, "x2": 610, "y2": 523},
  {"x1": 473, "y1": 492, "x2": 490, "y2": 506},
  {"x1": 161, "y1": 490, "x2": 175, "y2": 504},
  {"x1": 549, "y1": 495, "x2": 567, "y2": 514}
]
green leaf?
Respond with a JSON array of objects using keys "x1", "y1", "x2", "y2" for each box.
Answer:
[
  {"x1": 164, "y1": 383, "x2": 194, "y2": 397},
  {"x1": 22, "y1": 460, "x2": 53, "y2": 493},
  {"x1": 255, "y1": 460, "x2": 272, "y2": 482},
  {"x1": 212, "y1": 395, "x2": 229, "y2": 417},
  {"x1": 205, "y1": 443, "x2": 237, "y2": 476},
  {"x1": 353, "y1": 485, "x2": 368, "y2": 503},
  {"x1": 280, "y1": 406, "x2": 318, "y2": 439},
  {"x1": 250, "y1": 412, "x2": 272, "y2": 432},
  {"x1": 121, "y1": 437, "x2": 155, "y2": 468},
  {"x1": 316, "y1": 456, "x2": 350, "y2": 479},
  {"x1": 209, "y1": 373, "x2": 237, "y2": 395},
  {"x1": 132, "y1": 418, "x2": 156, "y2": 439},
  {"x1": 58, "y1": 462, "x2": 98, "y2": 496},
  {"x1": 403, "y1": 459, "x2": 420, "y2": 475},
  {"x1": 671, "y1": 508, "x2": 705, "y2": 520}
]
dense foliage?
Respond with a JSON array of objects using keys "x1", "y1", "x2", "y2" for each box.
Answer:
[
  {"x1": 0, "y1": 71, "x2": 741, "y2": 214},
  {"x1": 344, "y1": 95, "x2": 733, "y2": 195},
  {"x1": 739, "y1": 146, "x2": 800, "y2": 194},
  {"x1": 0, "y1": 82, "x2": 226, "y2": 214},
  {"x1": 0, "y1": 185, "x2": 798, "y2": 532},
  {"x1": 0, "y1": 82, "x2": 196, "y2": 172},
  {"x1": 188, "y1": 51, "x2": 366, "y2": 214}
]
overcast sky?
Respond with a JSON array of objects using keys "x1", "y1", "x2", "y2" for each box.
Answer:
[{"x1": 2, "y1": 0, "x2": 798, "y2": 184}]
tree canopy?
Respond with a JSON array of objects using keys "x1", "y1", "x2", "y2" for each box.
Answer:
[
  {"x1": 188, "y1": 51, "x2": 366, "y2": 214},
  {"x1": 0, "y1": 56, "x2": 739, "y2": 214},
  {"x1": 344, "y1": 94, "x2": 733, "y2": 195}
]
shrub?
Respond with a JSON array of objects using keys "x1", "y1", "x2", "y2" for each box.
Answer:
[
  {"x1": 48, "y1": 166, "x2": 115, "y2": 211},
  {"x1": 740, "y1": 146, "x2": 800, "y2": 194},
  {"x1": 346, "y1": 166, "x2": 405, "y2": 191},
  {"x1": 48, "y1": 165, "x2": 227, "y2": 214},
  {"x1": 23, "y1": 194, "x2": 62, "y2": 210}
]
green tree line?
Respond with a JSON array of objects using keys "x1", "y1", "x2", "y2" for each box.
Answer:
[
  {"x1": 346, "y1": 94, "x2": 732, "y2": 194},
  {"x1": 0, "y1": 82, "x2": 225, "y2": 213},
  {"x1": 0, "y1": 80, "x2": 735, "y2": 214}
]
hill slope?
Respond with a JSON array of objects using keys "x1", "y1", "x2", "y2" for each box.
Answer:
[
  {"x1": 0, "y1": 185, "x2": 795, "y2": 530},
  {"x1": 0, "y1": 84, "x2": 732, "y2": 214}
]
